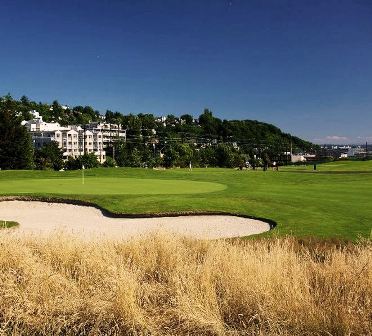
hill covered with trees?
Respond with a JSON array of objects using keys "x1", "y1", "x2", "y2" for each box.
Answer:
[{"x1": 1, "y1": 94, "x2": 317, "y2": 169}]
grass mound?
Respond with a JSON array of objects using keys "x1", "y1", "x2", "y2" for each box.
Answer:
[{"x1": 0, "y1": 233, "x2": 370, "y2": 335}]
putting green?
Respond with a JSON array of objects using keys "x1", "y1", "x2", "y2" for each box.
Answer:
[{"x1": 0, "y1": 177, "x2": 226, "y2": 195}]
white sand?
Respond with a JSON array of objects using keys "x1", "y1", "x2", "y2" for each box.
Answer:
[{"x1": 0, "y1": 201, "x2": 270, "y2": 240}]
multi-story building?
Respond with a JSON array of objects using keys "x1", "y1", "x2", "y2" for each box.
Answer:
[
  {"x1": 84, "y1": 122, "x2": 126, "y2": 146},
  {"x1": 22, "y1": 110, "x2": 61, "y2": 132},
  {"x1": 24, "y1": 113, "x2": 107, "y2": 163},
  {"x1": 31, "y1": 128, "x2": 106, "y2": 163}
]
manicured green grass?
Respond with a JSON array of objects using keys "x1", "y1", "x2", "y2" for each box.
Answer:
[
  {"x1": 0, "y1": 220, "x2": 19, "y2": 229},
  {"x1": 0, "y1": 161, "x2": 371, "y2": 240},
  {"x1": 0, "y1": 177, "x2": 225, "y2": 195},
  {"x1": 281, "y1": 160, "x2": 372, "y2": 172}
]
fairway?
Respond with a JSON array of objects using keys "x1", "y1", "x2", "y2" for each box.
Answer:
[
  {"x1": 0, "y1": 177, "x2": 226, "y2": 195},
  {"x1": 1, "y1": 161, "x2": 372, "y2": 239}
]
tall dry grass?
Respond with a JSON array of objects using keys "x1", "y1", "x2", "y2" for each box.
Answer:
[{"x1": 0, "y1": 232, "x2": 371, "y2": 335}]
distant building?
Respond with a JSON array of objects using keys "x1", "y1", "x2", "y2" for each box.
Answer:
[
  {"x1": 303, "y1": 154, "x2": 317, "y2": 161},
  {"x1": 84, "y1": 122, "x2": 126, "y2": 147},
  {"x1": 25, "y1": 113, "x2": 106, "y2": 163},
  {"x1": 21, "y1": 110, "x2": 61, "y2": 132},
  {"x1": 291, "y1": 154, "x2": 306, "y2": 163},
  {"x1": 347, "y1": 147, "x2": 366, "y2": 158},
  {"x1": 32, "y1": 128, "x2": 105, "y2": 163}
]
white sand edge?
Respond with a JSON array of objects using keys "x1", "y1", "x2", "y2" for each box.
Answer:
[{"x1": 0, "y1": 201, "x2": 270, "y2": 240}]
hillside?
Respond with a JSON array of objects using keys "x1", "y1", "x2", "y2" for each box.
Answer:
[{"x1": 2, "y1": 94, "x2": 317, "y2": 168}]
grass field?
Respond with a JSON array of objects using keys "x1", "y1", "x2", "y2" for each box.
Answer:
[
  {"x1": 0, "y1": 160, "x2": 372, "y2": 240},
  {"x1": 1, "y1": 162, "x2": 371, "y2": 335},
  {"x1": 0, "y1": 233, "x2": 370, "y2": 335},
  {"x1": 0, "y1": 177, "x2": 225, "y2": 195}
]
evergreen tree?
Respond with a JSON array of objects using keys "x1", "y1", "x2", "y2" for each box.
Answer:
[
  {"x1": 34, "y1": 142, "x2": 64, "y2": 170},
  {"x1": 0, "y1": 95, "x2": 34, "y2": 169}
]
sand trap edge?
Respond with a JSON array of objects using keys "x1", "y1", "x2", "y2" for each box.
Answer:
[{"x1": 0, "y1": 196, "x2": 277, "y2": 230}]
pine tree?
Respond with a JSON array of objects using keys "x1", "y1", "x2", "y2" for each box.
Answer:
[{"x1": 0, "y1": 95, "x2": 34, "y2": 169}]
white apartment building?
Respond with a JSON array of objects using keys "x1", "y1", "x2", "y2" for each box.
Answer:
[
  {"x1": 25, "y1": 114, "x2": 106, "y2": 163},
  {"x1": 84, "y1": 122, "x2": 126, "y2": 146},
  {"x1": 32, "y1": 129, "x2": 106, "y2": 163},
  {"x1": 21, "y1": 110, "x2": 61, "y2": 132}
]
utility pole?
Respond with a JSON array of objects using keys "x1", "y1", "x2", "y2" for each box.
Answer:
[{"x1": 366, "y1": 141, "x2": 368, "y2": 159}]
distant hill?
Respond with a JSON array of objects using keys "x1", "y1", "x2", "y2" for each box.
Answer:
[
  {"x1": 8, "y1": 95, "x2": 315, "y2": 150},
  {"x1": 3, "y1": 94, "x2": 318, "y2": 168}
]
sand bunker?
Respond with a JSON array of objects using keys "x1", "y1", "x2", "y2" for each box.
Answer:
[{"x1": 0, "y1": 201, "x2": 270, "y2": 240}]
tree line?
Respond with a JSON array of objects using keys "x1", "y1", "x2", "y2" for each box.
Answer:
[{"x1": 0, "y1": 94, "x2": 318, "y2": 170}]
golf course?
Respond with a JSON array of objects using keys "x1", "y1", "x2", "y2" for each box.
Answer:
[
  {"x1": 1, "y1": 160, "x2": 371, "y2": 240},
  {"x1": 1, "y1": 161, "x2": 371, "y2": 335}
]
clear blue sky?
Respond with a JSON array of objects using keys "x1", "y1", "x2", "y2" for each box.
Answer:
[{"x1": 1, "y1": 0, "x2": 371, "y2": 144}]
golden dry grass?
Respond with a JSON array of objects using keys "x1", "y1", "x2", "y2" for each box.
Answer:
[{"x1": 0, "y1": 232, "x2": 371, "y2": 336}]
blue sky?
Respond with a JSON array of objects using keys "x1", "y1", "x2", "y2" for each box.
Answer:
[{"x1": 1, "y1": 0, "x2": 371, "y2": 144}]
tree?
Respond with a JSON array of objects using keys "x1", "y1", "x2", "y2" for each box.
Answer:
[
  {"x1": 80, "y1": 153, "x2": 100, "y2": 169},
  {"x1": 215, "y1": 144, "x2": 235, "y2": 167},
  {"x1": 138, "y1": 113, "x2": 155, "y2": 130},
  {"x1": 51, "y1": 100, "x2": 63, "y2": 121},
  {"x1": 103, "y1": 156, "x2": 117, "y2": 167},
  {"x1": 114, "y1": 140, "x2": 131, "y2": 167},
  {"x1": 163, "y1": 144, "x2": 180, "y2": 168},
  {"x1": 166, "y1": 114, "x2": 177, "y2": 125},
  {"x1": 64, "y1": 153, "x2": 99, "y2": 170},
  {"x1": 0, "y1": 95, "x2": 34, "y2": 169},
  {"x1": 18, "y1": 95, "x2": 32, "y2": 120},
  {"x1": 199, "y1": 146, "x2": 217, "y2": 167},
  {"x1": 175, "y1": 143, "x2": 193, "y2": 167},
  {"x1": 142, "y1": 144, "x2": 158, "y2": 168},
  {"x1": 180, "y1": 114, "x2": 193, "y2": 125},
  {"x1": 198, "y1": 109, "x2": 223, "y2": 139},
  {"x1": 129, "y1": 148, "x2": 142, "y2": 167},
  {"x1": 34, "y1": 141, "x2": 64, "y2": 170},
  {"x1": 64, "y1": 156, "x2": 80, "y2": 170},
  {"x1": 20, "y1": 95, "x2": 30, "y2": 105}
]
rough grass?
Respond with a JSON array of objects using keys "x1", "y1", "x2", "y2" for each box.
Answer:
[{"x1": 0, "y1": 233, "x2": 370, "y2": 335}]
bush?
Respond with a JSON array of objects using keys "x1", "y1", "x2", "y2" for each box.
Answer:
[
  {"x1": 103, "y1": 156, "x2": 117, "y2": 167},
  {"x1": 64, "y1": 153, "x2": 100, "y2": 170}
]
